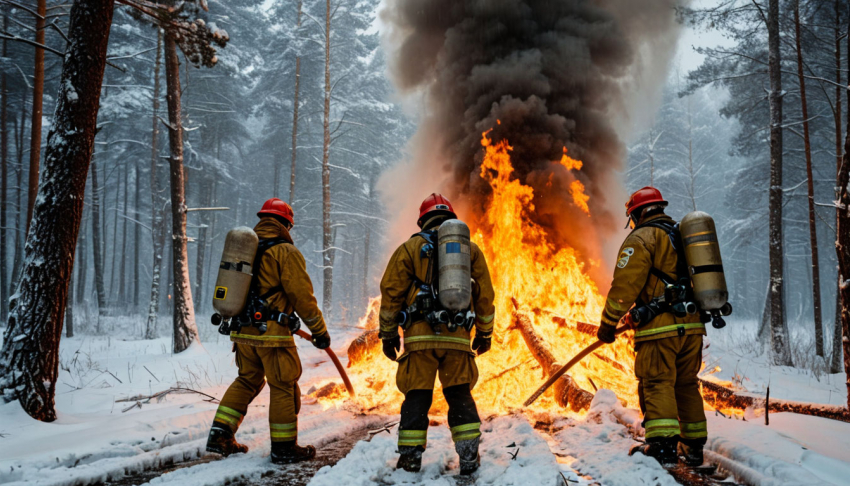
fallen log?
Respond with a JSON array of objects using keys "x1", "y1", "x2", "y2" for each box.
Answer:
[
  {"x1": 698, "y1": 378, "x2": 850, "y2": 423},
  {"x1": 347, "y1": 328, "x2": 380, "y2": 368},
  {"x1": 511, "y1": 307, "x2": 594, "y2": 412}
]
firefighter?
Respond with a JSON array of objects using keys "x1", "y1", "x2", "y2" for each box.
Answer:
[
  {"x1": 206, "y1": 198, "x2": 331, "y2": 464},
  {"x1": 379, "y1": 193, "x2": 496, "y2": 475},
  {"x1": 597, "y1": 187, "x2": 707, "y2": 467}
]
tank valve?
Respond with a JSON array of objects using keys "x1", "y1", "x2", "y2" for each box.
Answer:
[
  {"x1": 211, "y1": 313, "x2": 223, "y2": 326},
  {"x1": 711, "y1": 311, "x2": 726, "y2": 329}
]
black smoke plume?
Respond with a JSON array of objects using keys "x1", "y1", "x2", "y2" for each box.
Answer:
[{"x1": 381, "y1": 0, "x2": 683, "y2": 276}]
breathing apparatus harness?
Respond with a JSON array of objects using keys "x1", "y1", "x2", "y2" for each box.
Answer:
[
  {"x1": 214, "y1": 237, "x2": 301, "y2": 336},
  {"x1": 394, "y1": 230, "x2": 476, "y2": 335},
  {"x1": 627, "y1": 219, "x2": 705, "y2": 334}
]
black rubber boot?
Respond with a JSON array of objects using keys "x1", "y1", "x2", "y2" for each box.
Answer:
[
  {"x1": 270, "y1": 440, "x2": 316, "y2": 464},
  {"x1": 677, "y1": 438, "x2": 706, "y2": 467},
  {"x1": 456, "y1": 437, "x2": 480, "y2": 475},
  {"x1": 396, "y1": 445, "x2": 424, "y2": 472},
  {"x1": 206, "y1": 423, "x2": 249, "y2": 456},
  {"x1": 629, "y1": 437, "x2": 678, "y2": 467}
]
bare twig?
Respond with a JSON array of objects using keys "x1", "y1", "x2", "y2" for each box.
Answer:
[
  {"x1": 105, "y1": 370, "x2": 123, "y2": 384},
  {"x1": 367, "y1": 421, "x2": 398, "y2": 441},
  {"x1": 143, "y1": 365, "x2": 160, "y2": 383},
  {"x1": 508, "y1": 447, "x2": 520, "y2": 460},
  {"x1": 115, "y1": 386, "x2": 219, "y2": 404}
]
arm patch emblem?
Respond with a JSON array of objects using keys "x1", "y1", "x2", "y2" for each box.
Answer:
[{"x1": 617, "y1": 247, "x2": 634, "y2": 269}]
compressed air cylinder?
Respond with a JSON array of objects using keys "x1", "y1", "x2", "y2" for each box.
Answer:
[
  {"x1": 437, "y1": 219, "x2": 472, "y2": 312},
  {"x1": 212, "y1": 227, "x2": 259, "y2": 318},
  {"x1": 680, "y1": 211, "x2": 728, "y2": 311}
]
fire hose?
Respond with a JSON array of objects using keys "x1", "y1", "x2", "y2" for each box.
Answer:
[
  {"x1": 523, "y1": 324, "x2": 629, "y2": 407},
  {"x1": 293, "y1": 329, "x2": 356, "y2": 398}
]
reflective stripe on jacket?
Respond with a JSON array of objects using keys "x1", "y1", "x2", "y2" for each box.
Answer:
[
  {"x1": 230, "y1": 218, "x2": 327, "y2": 347},
  {"x1": 601, "y1": 214, "x2": 705, "y2": 343}
]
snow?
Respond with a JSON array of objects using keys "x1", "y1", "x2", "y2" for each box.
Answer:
[
  {"x1": 1, "y1": 320, "x2": 849, "y2": 486},
  {"x1": 310, "y1": 416, "x2": 565, "y2": 486},
  {"x1": 0, "y1": 328, "x2": 372, "y2": 486}
]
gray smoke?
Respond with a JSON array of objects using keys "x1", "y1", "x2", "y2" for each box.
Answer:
[{"x1": 380, "y1": 0, "x2": 684, "y2": 277}]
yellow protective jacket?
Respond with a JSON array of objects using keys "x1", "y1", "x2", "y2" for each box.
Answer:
[
  {"x1": 230, "y1": 217, "x2": 327, "y2": 347},
  {"x1": 601, "y1": 214, "x2": 706, "y2": 343},
  {"x1": 379, "y1": 228, "x2": 496, "y2": 355}
]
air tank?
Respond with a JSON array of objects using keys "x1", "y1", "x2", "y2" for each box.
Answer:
[
  {"x1": 437, "y1": 219, "x2": 472, "y2": 312},
  {"x1": 212, "y1": 227, "x2": 259, "y2": 318},
  {"x1": 680, "y1": 211, "x2": 728, "y2": 312}
]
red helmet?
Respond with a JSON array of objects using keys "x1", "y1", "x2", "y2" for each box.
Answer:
[
  {"x1": 257, "y1": 198, "x2": 294, "y2": 226},
  {"x1": 625, "y1": 186, "x2": 667, "y2": 216},
  {"x1": 417, "y1": 193, "x2": 457, "y2": 228}
]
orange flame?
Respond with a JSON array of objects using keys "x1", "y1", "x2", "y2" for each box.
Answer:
[{"x1": 337, "y1": 129, "x2": 638, "y2": 414}]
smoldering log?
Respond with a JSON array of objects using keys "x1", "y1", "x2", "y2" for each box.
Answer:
[
  {"x1": 552, "y1": 316, "x2": 600, "y2": 337},
  {"x1": 698, "y1": 378, "x2": 850, "y2": 423},
  {"x1": 347, "y1": 329, "x2": 380, "y2": 368},
  {"x1": 512, "y1": 309, "x2": 594, "y2": 412}
]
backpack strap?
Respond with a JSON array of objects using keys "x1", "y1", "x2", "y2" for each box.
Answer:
[
  {"x1": 633, "y1": 220, "x2": 688, "y2": 284},
  {"x1": 251, "y1": 237, "x2": 290, "y2": 301}
]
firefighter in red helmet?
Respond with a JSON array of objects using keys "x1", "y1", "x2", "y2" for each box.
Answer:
[
  {"x1": 379, "y1": 193, "x2": 496, "y2": 475},
  {"x1": 206, "y1": 198, "x2": 331, "y2": 465},
  {"x1": 598, "y1": 187, "x2": 708, "y2": 467}
]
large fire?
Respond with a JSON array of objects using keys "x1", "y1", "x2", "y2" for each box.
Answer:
[{"x1": 333, "y1": 130, "x2": 639, "y2": 415}]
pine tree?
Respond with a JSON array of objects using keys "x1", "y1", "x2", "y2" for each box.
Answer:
[{"x1": 0, "y1": 0, "x2": 115, "y2": 421}]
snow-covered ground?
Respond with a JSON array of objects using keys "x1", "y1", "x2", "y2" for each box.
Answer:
[{"x1": 1, "y1": 317, "x2": 849, "y2": 486}]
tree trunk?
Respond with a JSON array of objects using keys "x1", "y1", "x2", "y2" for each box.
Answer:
[
  {"x1": 832, "y1": 0, "x2": 845, "y2": 374},
  {"x1": 108, "y1": 160, "x2": 120, "y2": 300},
  {"x1": 76, "y1": 208, "x2": 88, "y2": 305},
  {"x1": 839, "y1": 6, "x2": 850, "y2": 408},
  {"x1": 289, "y1": 0, "x2": 303, "y2": 205},
  {"x1": 194, "y1": 173, "x2": 211, "y2": 309},
  {"x1": 25, "y1": 0, "x2": 46, "y2": 236},
  {"x1": 648, "y1": 129, "x2": 655, "y2": 186},
  {"x1": 91, "y1": 157, "x2": 106, "y2": 330},
  {"x1": 65, "y1": 262, "x2": 74, "y2": 338},
  {"x1": 12, "y1": 85, "x2": 27, "y2": 288},
  {"x1": 838, "y1": 100, "x2": 850, "y2": 409},
  {"x1": 363, "y1": 225, "x2": 370, "y2": 305},
  {"x1": 163, "y1": 28, "x2": 198, "y2": 353},
  {"x1": 686, "y1": 97, "x2": 697, "y2": 211},
  {"x1": 133, "y1": 157, "x2": 140, "y2": 308},
  {"x1": 146, "y1": 29, "x2": 163, "y2": 340},
  {"x1": 0, "y1": 6, "x2": 8, "y2": 325},
  {"x1": 794, "y1": 1, "x2": 823, "y2": 357},
  {"x1": 0, "y1": 0, "x2": 114, "y2": 421},
  {"x1": 766, "y1": 0, "x2": 791, "y2": 366},
  {"x1": 119, "y1": 156, "x2": 129, "y2": 303},
  {"x1": 321, "y1": 0, "x2": 333, "y2": 325}
]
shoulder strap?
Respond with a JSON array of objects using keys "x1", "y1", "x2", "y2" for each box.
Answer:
[
  {"x1": 633, "y1": 220, "x2": 688, "y2": 283},
  {"x1": 412, "y1": 229, "x2": 437, "y2": 245},
  {"x1": 251, "y1": 237, "x2": 290, "y2": 300}
]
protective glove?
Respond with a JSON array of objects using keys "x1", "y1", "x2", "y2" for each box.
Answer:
[
  {"x1": 596, "y1": 323, "x2": 617, "y2": 344},
  {"x1": 382, "y1": 335, "x2": 401, "y2": 361},
  {"x1": 311, "y1": 330, "x2": 331, "y2": 350},
  {"x1": 472, "y1": 332, "x2": 492, "y2": 356}
]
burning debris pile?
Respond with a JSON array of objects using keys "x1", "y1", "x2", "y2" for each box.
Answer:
[
  {"x1": 340, "y1": 0, "x2": 685, "y2": 415},
  {"x1": 343, "y1": 133, "x2": 638, "y2": 414}
]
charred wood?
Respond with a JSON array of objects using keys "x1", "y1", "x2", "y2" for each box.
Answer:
[
  {"x1": 699, "y1": 378, "x2": 850, "y2": 423},
  {"x1": 512, "y1": 308, "x2": 593, "y2": 412},
  {"x1": 347, "y1": 328, "x2": 380, "y2": 368}
]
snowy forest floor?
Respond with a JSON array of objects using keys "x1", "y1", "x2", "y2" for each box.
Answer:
[{"x1": 1, "y1": 318, "x2": 849, "y2": 486}]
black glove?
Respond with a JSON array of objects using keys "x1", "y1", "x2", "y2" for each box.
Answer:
[
  {"x1": 311, "y1": 330, "x2": 331, "y2": 349},
  {"x1": 472, "y1": 333, "x2": 492, "y2": 356},
  {"x1": 597, "y1": 323, "x2": 617, "y2": 344},
  {"x1": 382, "y1": 335, "x2": 401, "y2": 361}
]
